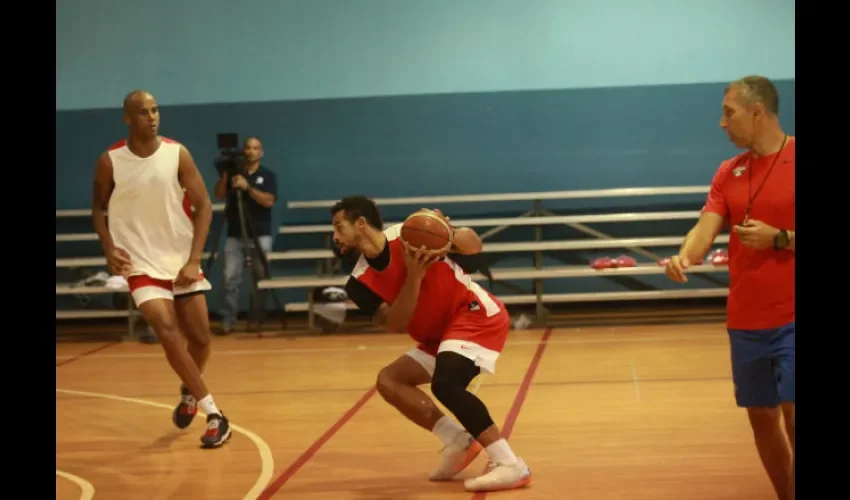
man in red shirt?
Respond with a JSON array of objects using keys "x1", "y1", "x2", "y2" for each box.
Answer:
[
  {"x1": 331, "y1": 196, "x2": 531, "y2": 493},
  {"x1": 664, "y1": 75, "x2": 795, "y2": 499}
]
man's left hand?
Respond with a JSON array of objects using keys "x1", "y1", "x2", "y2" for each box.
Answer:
[
  {"x1": 175, "y1": 261, "x2": 202, "y2": 287},
  {"x1": 231, "y1": 175, "x2": 249, "y2": 190},
  {"x1": 733, "y1": 219, "x2": 779, "y2": 250}
]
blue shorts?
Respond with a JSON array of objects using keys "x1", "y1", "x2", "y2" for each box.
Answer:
[{"x1": 727, "y1": 321, "x2": 795, "y2": 408}]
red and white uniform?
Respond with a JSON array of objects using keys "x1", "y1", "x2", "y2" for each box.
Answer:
[
  {"x1": 106, "y1": 137, "x2": 212, "y2": 306},
  {"x1": 345, "y1": 224, "x2": 510, "y2": 376}
]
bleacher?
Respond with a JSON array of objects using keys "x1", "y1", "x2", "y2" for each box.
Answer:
[
  {"x1": 258, "y1": 186, "x2": 729, "y2": 329},
  {"x1": 55, "y1": 204, "x2": 225, "y2": 327},
  {"x1": 56, "y1": 186, "x2": 729, "y2": 335}
]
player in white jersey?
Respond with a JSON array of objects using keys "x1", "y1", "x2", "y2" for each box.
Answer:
[{"x1": 91, "y1": 90, "x2": 231, "y2": 448}]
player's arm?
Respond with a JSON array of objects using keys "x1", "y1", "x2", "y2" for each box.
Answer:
[
  {"x1": 345, "y1": 277, "x2": 418, "y2": 333},
  {"x1": 679, "y1": 166, "x2": 729, "y2": 263},
  {"x1": 679, "y1": 212, "x2": 725, "y2": 263},
  {"x1": 450, "y1": 227, "x2": 483, "y2": 255},
  {"x1": 91, "y1": 152, "x2": 116, "y2": 253},
  {"x1": 422, "y1": 208, "x2": 483, "y2": 255},
  {"x1": 177, "y1": 146, "x2": 213, "y2": 264},
  {"x1": 246, "y1": 170, "x2": 275, "y2": 208}
]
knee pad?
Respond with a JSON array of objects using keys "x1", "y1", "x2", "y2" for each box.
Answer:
[
  {"x1": 431, "y1": 355, "x2": 494, "y2": 438},
  {"x1": 430, "y1": 376, "x2": 465, "y2": 407}
]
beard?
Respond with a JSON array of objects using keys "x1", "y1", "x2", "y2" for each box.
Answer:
[{"x1": 335, "y1": 235, "x2": 359, "y2": 255}]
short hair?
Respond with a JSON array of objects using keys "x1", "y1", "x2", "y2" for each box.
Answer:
[
  {"x1": 123, "y1": 89, "x2": 152, "y2": 112},
  {"x1": 726, "y1": 75, "x2": 780, "y2": 115},
  {"x1": 330, "y1": 195, "x2": 383, "y2": 230},
  {"x1": 244, "y1": 136, "x2": 262, "y2": 147}
]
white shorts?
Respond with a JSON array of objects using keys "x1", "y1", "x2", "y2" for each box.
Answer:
[
  {"x1": 127, "y1": 273, "x2": 212, "y2": 307},
  {"x1": 405, "y1": 339, "x2": 502, "y2": 378}
]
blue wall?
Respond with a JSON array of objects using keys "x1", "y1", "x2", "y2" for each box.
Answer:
[
  {"x1": 56, "y1": 0, "x2": 795, "y2": 316},
  {"x1": 57, "y1": 0, "x2": 795, "y2": 110}
]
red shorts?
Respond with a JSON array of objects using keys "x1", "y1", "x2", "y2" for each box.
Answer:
[
  {"x1": 411, "y1": 307, "x2": 511, "y2": 376},
  {"x1": 127, "y1": 273, "x2": 212, "y2": 307}
]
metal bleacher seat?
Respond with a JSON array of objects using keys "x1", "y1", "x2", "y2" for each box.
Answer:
[
  {"x1": 55, "y1": 205, "x2": 225, "y2": 329},
  {"x1": 56, "y1": 186, "x2": 730, "y2": 334},
  {"x1": 259, "y1": 186, "x2": 730, "y2": 329}
]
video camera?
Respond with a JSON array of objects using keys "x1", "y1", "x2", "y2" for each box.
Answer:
[{"x1": 214, "y1": 132, "x2": 245, "y2": 176}]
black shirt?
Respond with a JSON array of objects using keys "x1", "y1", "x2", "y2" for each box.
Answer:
[
  {"x1": 225, "y1": 165, "x2": 277, "y2": 238},
  {"x1": 344, "y1": 238, "x2": 392, "y2": 319}
]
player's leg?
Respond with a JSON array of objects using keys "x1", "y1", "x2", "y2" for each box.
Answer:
[
  {"x1": 431, "y1": 350, "x2": 529, "y2": 491},
  {"x1": 431, "y1": 310, "x2": 531, "y2": 491},
  {"x1": 173, "y1": 277, "x2": 231, "y2": 448},
  {"x1": 130, "y1": 277, "x2": 231, "y2": 448},
  {"x1": 376, "y1": 349, "x2": 437, "y2": 426},
  {"x1": 175, "y1": 287, "x2": 213, "y2": 373},
  {"x1": 376, "y1": 347, "x2": 466, "y2": 437},
  {"x1": 728, "y1": 327, "x2": 793, "y2": 500},
  {"x1": 169, "y1": 287, "x2": 213, "y2": 429},
  {"x1": 134, "y1": 297, "x2": 210, "y2": 405}
]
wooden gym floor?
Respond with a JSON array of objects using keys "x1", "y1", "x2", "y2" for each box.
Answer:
[{"x1": 56, "y1": 321, "x2": 779, "y2": 500}]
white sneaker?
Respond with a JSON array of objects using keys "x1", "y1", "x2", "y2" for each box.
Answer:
[
  {"x1": 463, "y1": 458, "x2": 532, "y2": 492},
  {"x1": 429, "y1": 432, "x2": 483, "y2": 481}
]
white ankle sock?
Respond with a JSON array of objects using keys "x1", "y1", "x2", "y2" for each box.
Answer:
[
  {"x1": 432, "y1": 416, "x2": 465, "y2": 446},
  {"x1": 484, "y1": 438, "x2": 518, "y2": 465},
  {"x1": 198, "y1": 395, "x2": 221, "y2": 417}
]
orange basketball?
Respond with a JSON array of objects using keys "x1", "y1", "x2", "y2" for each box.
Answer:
[{"x1": 400, "y1": 210, "x2": 453, "y2": 253}]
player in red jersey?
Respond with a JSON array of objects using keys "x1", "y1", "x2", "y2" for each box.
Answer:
[
  {"x1": 91, "y1": 90, "x2": 231, "y2": 448},
  {"x1": 664, "y1": 76, "x2": 794, "y2": 499},
  {"x1": 331, "y1": 196, "x2": 531, "y2": 492}
]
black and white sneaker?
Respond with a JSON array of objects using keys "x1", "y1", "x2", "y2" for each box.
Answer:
[
  {"x1": 200, "y1": 413, "x2": 232, "y2": 449},
  {"x1": 172, "y1": 384, "x2": 197, "y2": 429}
]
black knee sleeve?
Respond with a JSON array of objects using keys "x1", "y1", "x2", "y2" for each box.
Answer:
[{"x1": 431, "y1": 352, "x2": 495, "y2": 438}]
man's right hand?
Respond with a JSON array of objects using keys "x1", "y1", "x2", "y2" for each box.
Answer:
[
  {"x1": 401, "y1": 240, "x2": 441, "y2": 281},
  {"x1": 106, "y1": 247, "x2": 133, "y2": 277},
  {"x1": 664, "y1": 255, "x2": 690, "y2": 283}
]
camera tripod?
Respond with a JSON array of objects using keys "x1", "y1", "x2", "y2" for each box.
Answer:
[{"x1": 205, "y1": 182, "x2": 287, "y2": 336}]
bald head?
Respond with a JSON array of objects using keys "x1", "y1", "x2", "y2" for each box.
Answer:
[
  {"x1": 122, "y1": 90, "x2": 160, "y2": 139},
  {"x1": 725, "y1": 75, "x2": 780, "y2": 116},
  {"x1": 123, "y1": 90, "x2": 154, "y2": 113}
]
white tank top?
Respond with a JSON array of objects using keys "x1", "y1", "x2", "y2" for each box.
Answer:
[{"x1": 106, "y1": 137, "x2": 195, "y2": 280}]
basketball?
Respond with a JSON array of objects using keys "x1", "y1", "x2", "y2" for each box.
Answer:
[{"x1": 401, "y1": 210, "x2": 453, "y2": 253}]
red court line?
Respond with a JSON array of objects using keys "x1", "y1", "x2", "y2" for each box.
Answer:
[
  {"x1": 56, "y1": 342, "x2": 119, "y2": 367},
  {"x1": 470, "y1": 326, "x2": 553, "y2": 499},
  {"x1": 257, "y1": 385, "x2": 378, "y2": 499}
]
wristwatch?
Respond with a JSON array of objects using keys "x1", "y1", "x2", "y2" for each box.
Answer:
[{"x1": 773, "y1": 229, "x2": 790, "y2": 250}]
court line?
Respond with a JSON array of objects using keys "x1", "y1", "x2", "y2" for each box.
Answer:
[
  {"x1": 55, "y1": 374, "x2": 732, "y2": 403},
  {"x1": 471, "y1": 326, "x2": 553, "y2": 499},
  {"x1": 56, "y1": 342, "x2": 119, "y2": 367},
  {"x1": 630, "y1": 360, "x2": 641, "y2": 401},
  {"x1": 55, "y1": 388, "x2": 274, "y2": 500},
  {"x1": 256, "y1": 386, "x2": 378, "y2": 499},
  {"x1": 55, "y1": 332, "x2": 723, "y2": 361},
  {"x1": 56, "y1": 469, "x2": 96, "y2": 500}
]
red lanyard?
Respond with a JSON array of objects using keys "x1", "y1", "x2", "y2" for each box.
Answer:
[{"x1": 743, "y1": 135, "x2": 787, "y2": 223}]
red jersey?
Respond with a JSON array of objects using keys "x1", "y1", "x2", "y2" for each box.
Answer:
[
  {"x1": 702, "y1": 137, "x2": 795, "y2": 330},
  {"x1": 344, "y1": 224, "x2": 508, "y2": 353}
]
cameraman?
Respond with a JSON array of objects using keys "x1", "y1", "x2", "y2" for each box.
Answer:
[{"x1": 213, "y1": 136, "x2": 277, "y2": 334}]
